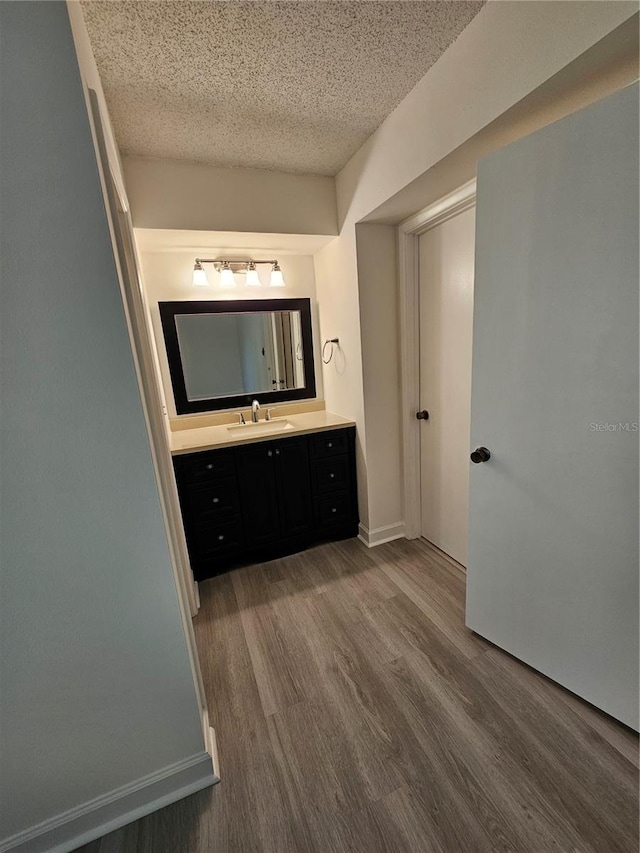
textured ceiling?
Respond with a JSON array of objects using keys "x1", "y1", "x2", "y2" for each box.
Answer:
[{"x1": 81, "y1": 1, "x2": 485, "y2": 176}]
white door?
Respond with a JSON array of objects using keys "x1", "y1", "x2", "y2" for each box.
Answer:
[
  {"x1": 419, "y1": 205, "x2": 475, "y2": 566},
  {"x1": 466, "y1": 84, "x2": 639, "y2": 729}
]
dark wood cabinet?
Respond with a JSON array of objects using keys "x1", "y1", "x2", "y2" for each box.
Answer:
[
  {"x1": 274, "y1": 438, "x2": 314, "y2": 538},
  {"x1": 236, "y1": 442, "x2": 282, "y2": 548},
  {"x1": 173, "y1": 426, "x2": 358, "y2": 581}
]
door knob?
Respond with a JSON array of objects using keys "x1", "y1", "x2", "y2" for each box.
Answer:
[
  {"x1": 416, "y1": 410, "x2": 429, "y2": 421},
  {"x1": 470, "y1": 447, "x2": 491, "y2": 463}
]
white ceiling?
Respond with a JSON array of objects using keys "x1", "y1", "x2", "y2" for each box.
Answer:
[{"x1": 81, "y1": 1, "x2": 485, "y2": 177}]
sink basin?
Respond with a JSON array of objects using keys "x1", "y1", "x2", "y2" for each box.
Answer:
[{"x1": 226, "y1": 418, "x2": 295, "y2": 437}]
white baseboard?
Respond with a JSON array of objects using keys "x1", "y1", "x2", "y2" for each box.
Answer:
[
  {"x1": 1, "y1": 746, "x2": 219, "y2": 853},
  {"x1": 358, "y1": 521, "x2": 405, "y2": 547}
]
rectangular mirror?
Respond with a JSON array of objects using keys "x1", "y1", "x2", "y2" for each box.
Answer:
[{"x1": 159, "y1": 299, "x2": 316, "y2": 414}]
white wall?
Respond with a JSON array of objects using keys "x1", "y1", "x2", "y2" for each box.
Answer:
[
  {"x1": 0, "y1": 3, "x2": 212, "y2": 850},
  {"x1": 314, "y1": 0, "x2": 639, "y2": 535},
  {"x1": 124, "y1": 155, "x2": 338, "y2": 236},
  {"x1": 336, "y1": 1, "x2": 638, "y2": 229},
  {"x1": 354, "y1": 224, "x2": 401, "y2": 536},
  {"x1": 312, "y1": 230, "x2": 369, "y2": 525},
  {"x1": 138, "y1": 249, "x2": 324, "y2": 419}
]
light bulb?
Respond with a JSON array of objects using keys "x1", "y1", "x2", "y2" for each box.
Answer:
[
  {"x1": 192, "y1": 261, "x2": 208, "y2": 287},
  {"x1": 269, "y1": 262, "x2": 285, "y2": 287},
  {"x1": 245, "y1": 262, "x2": 261, "y2": 287},
  {"x1": 219, "y1": 262, "x2": 236, "y2": 289}
]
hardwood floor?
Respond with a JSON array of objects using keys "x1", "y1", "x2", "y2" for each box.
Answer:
[{"x1": 77, "y1": 537, "x2": 639, "y2": 853}]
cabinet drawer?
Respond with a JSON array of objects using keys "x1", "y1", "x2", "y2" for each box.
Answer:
[
  {"x1": 314, "y1": 492, "x2": 353, "y2": 529},
  {"x1": 184, "y1": 479, "x2": 240, "y2": 522},
  {"x1": 310, "y1": 429, "x2": 350, "y2": 459},
  {"x1": 312, "y1": 455, "x2": 350, "y2": 494},
  {"x1": 188, "y1": 518, "x2": 244, "y2": 558},
  {"x1": 178, "y1": 448, "x2": 236, "y2": 484}
]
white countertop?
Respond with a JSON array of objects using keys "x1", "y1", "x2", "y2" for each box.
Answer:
[{"x1": 170, "y1": 410, "x2": 355, "y2": 455}]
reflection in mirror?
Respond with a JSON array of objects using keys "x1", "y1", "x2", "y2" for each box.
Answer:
[
  {"x1": 160, "y1": 298, "x2": 316, "y2": 414},
  {"x1": 175, "y1": 310, "x2": 305, "y2": 402}
]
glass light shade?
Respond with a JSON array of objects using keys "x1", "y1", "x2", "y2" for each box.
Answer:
[
  {"x1": 219, "y1": 265, "x2": 237, "y2": 288},
  {"x1": 245, "y1": 264, "x2": 261, "y2": 287},
  {"x1": 269, "y1": 263, "x2": 285, "y2": 287},
  {"x1": 192, "y1": 264, "x2": 209, "y2": 287}
]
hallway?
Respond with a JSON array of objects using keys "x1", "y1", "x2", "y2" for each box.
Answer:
[{"x1": 79, "y1": 538, "x2": 638, "y2": 852}]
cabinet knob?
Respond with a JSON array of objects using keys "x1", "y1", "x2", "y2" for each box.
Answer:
[
  {"x1": 327, "y1": 442, "x2": 333, "y2": 448},
  {"x1": 416, "y1": 410, "x2": 429, "y2": 421},
  {"x1": 275, "y1": 449, "x2": 280, "y2": 456},
  {"x1": 206, "y1": 463, "x2": 214, "y2": 470},
  {"x1": 212, "y1": 498, "x2": 219, "y2": 504},
  {"x1": 331, "y1": 507, "x2": 337, "y2": 513},
  {"x1": 329, "y1": 473, "x2": 335, "y2": 479},
  {"x1": 217, "y1": 534, "x2": 225, "y2": 541},
  {"x1": 267, "y1": 450, "x2": 273, "y2": 457}
]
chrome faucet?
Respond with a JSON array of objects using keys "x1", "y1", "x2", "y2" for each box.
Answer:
[{"x1": 251, "y1": 399, "x2": 260, "y2": 423}]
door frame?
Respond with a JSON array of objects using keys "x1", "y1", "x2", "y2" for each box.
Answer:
[
  {"x1": 84, "y1": 89, "x2": 218, "y2": 775},
  {"x1": 397, "y1": 179, "x2": 477, "y2": 539}
]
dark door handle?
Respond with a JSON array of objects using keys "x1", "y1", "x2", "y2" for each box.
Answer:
[
  {"x1": 416, "y1": 410, "x2": 429, "y2": 421},
  {"x1": 470, "y1": 447, "x2": 491, "y2": 463}
]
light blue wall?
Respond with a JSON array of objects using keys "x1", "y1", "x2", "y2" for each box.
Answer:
[{"x1": 0, "y1": 1, "x2": 205, "y2": 841}]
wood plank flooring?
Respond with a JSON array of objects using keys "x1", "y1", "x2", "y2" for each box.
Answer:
[{"x1": 77, "y1": 537, "x2": 638, "y2": 853}]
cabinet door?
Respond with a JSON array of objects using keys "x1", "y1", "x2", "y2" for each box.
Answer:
[
  {"x1": 274, "y1": 437, "x2": 313, "y2": 537},
  {"x1": 236, "y1": 443, "x2": 280, "y2": 547}
]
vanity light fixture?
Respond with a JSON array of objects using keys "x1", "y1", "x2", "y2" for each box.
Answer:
[
  {"x1": 219, "y1": 261, "x2": 237, "y2": 289},
  {"x1": 269, "y1": 261, "x2": 285, "y2": 288},
  {"x1": 192, "y1": 257, "x2": 285, "y2": 288},
  {"x1": 192, "y1": 260, "x2": 209, "y2": 287},
  {"x1": 245, "y1": 261, "x2": 261, "y2": 287}
]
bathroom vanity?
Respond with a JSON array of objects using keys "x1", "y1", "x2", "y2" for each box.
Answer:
[
  {"x1": 160, "y1": 298, "x2": 358, "y2": 580},
  {"x1": 171, "y1": 416, "x2": 358, "y2": 580}
]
